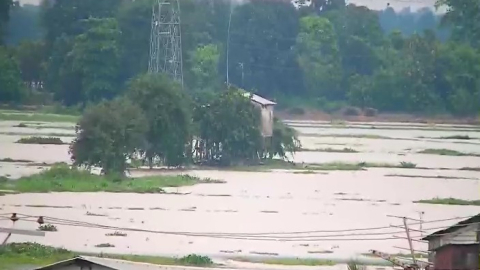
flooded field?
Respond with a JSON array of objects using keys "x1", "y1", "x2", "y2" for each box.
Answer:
[{"x1": 1, "y1": 119, "x2": 479, "y2": 261}]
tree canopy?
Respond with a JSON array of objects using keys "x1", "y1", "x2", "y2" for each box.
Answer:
[{"x1": 0, "y1": 0, "x2": 479, "y2": 116}]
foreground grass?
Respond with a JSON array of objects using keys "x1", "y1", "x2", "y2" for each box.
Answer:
[
  {"x1": 415, "y1": 198, "x2": 480, "y2": 206},
  {"x1": 418, "y1": 148, "x2": 480, "y2": 157},
  {"x1": 0, "y1": 165, "x2": 208, "y2": 193},
  {"x1": 232, "y1": 257, "x2": 336, "y2": 266},
  {"x1": 0, "y1": 112, "x2": 78, "y2": 123},
  {"x1": 0, "y1": 243, "x2": 213, "y2": 270}
]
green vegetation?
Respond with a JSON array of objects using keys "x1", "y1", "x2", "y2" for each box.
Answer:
[
  {"x1": 438, "y1": 135, "x2": 476, "y2": 140},
  {"x1": 299, "y1": 147, "x2": 358, "y2": 153},
  {"x1": 70, "y1": 98, "x2": 148, "y2": 175},
  {"x1": 178, "y1": 254, "x2": 214, "y2": 266},
  {"x1": 461, "y1": 167, "x2": 480, "y2": 172},
  {"x1": 385, "y1": 174, "x2": 474, "y2": 180},
  {"x1": 105, "y1": 231, "x2": 127, "y2": 237},
  {"x1": 94, "y1": 243, "x2": 115, "y2": 248},
  {"x1": 232, "y1": 257, "x2": 336, "y2": 266},
  {"x1": 418, "y1": 148, "x2": 480, "y2": 157},
  {"x1": 0, "y1": 112, "x2": 78, "y2": 123},
  {"x1": 0, "y1": 243, "x2": 215, "y2": 270},
  {"x1": 1, "y1": 0, "x2": 480, "y2": 118},
  {"x1": 16, "y1": 136, "x2": 64, "y2": 145},
  {"x1": 0, "y1": 164, "x2": 206, "y2": 193},
  {"x1": 38, "y1": 224, "x2": 58, "y2": 232},
  {"x1": 415, "y1": 198, "x2": 480, "y2": 206},
  {"x1": 0, "y1": 243, "x2": 73, "y2": 270},
  {"x1": 0, "y1": 158, "x2": 32, "y2": 163}
]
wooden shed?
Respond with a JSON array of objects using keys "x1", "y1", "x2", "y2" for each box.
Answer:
[{"x1": 422, "y1": 214, "x2": 480, "y2": 270}]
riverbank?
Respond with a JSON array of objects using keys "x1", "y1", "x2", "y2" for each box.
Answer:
[{"x1": 277, "y1": 109, "x2": 479, "y2": 125}]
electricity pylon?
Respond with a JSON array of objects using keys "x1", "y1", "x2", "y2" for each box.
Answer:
[{"x1": 148, "y1": 0, "x2": 184, "y2": 88}]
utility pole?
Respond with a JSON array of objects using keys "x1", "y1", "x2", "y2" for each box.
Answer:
[
  {"x1": 239, "y1": 62, "x2": 244, "y2": 88},
  {"x1": 388, "y1": 214, "x2": 430, "y2": 269},
  {"x1": 148, "y1": 0, "x2": 184, "y2": 88},
  {"x1": 1, "y1": 214, "x2": 45, "y2": 245},
  {"x1": 226, "y1": 0, "x2": 233, "y2": 85},
  {"x1": 403, "y1": 217, "x2": 417, "y2": 266}
]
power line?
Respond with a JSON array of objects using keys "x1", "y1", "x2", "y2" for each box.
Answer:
[{"x1": 0, "y1": 213, "x2": 473, "y2": 241}]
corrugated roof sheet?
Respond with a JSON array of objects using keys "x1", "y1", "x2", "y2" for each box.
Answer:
[
  {"x1": 422, "y1": 214, "x2": 480, "y2": 241},
  {"x1": 243, "y1": 92, "x2": 276, "y2": 106},
  {"x1": 35, "y1": 256, "x2": 239, "y2": 270}
]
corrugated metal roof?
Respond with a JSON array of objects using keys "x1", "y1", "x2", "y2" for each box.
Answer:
[
  {"x1": 35, "y1": 256, "x2": 236, "y2": 270},
  {"x1": 422, "y1": 214, "x2": 480, "y2": 241},
  {"x1": 242, "y1": 92, "x2": 276, "y2": 106}
]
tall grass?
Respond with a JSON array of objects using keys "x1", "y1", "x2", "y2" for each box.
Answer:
[
  {"x1": 0, "y1": 164, "x2": 203, "y2": 193},
  {"x1": 0, "y1": 112, "x2": 79, "y2": 123},
  {"x1": 415, "y1": 197, "x2": 480, "y2": 206}
]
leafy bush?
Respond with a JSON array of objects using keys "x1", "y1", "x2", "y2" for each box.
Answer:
[
  {"x1": 363, "y1": 107, "x2": 378, "y2": 117},
  {"x1": 178, "y1": 254, "x2": 213, "y2": 266},
  {"x1": 400, "y1": 161, "x2": 417, "y2": 168},
  {"x1": 16, "y1": 136, "x2": 64, "y2": 145},
  {"x1": 38, "y1": 224, "x2": 58, "y2": 232},
  {"x1": 70, "y1": 98, "x2": 148, "y2": 176},
  {"x1": 0, "y1": 242, "x2": 70, "y2": 257},
  {"x1": 342, "y1": 106, "x2": 362, "y2": 116}
]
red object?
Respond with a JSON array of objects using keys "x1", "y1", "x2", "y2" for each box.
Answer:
[{"x1": 433, "y1": 244, "x2": 479, "y2": 270}]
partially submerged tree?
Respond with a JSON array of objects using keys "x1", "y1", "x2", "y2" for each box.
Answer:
[
  {"x1": 127, "y1": 73, "x2": 192, "y2": 167},
  {"x1": 69, "y1": 98, "x2": 147, "y2": 176},
  {"x1": 268, "y1": 118, "x2": 301, "y2": 160},
  {"x1": 193, "y1": 86, "x2": 262, "y2": 165}
]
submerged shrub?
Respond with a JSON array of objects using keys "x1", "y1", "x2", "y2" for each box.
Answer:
[{"x1": 178, "y1": 254, "x2": 213, "y2": 266}]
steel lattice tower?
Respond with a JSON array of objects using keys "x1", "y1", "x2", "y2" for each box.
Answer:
[{"x1": 148, "y1": 0, "x2": 184, "y2": 88}]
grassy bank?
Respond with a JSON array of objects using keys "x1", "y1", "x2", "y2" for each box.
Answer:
[
  {"x1": 219, "y1": 159, "x2": 418, "y2": 172},
  {"x1": 0, "y1": 112, "x2": 79, "y2": 123},
  {"x1": 232, "y1": 257, "x2": 336, "y2": 266},
  {"x1": 418, "y1": 148, "x2": 480, "y2": 157},
  {"x1": 0, "y1": 243, "x2": 213, "y2": 270},
  {"x1": 414, "y1": 198, "x2": 480, "y2": 206},
  {"x1": 0, "y1": 164, "x2": 212, "y2": 193},
  {"x1": 298, "y1": 147, "x2": 358, "y2": 153}
]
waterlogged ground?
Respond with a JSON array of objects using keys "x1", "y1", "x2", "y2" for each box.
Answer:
[{"x1": 0, "y1": 118, "x2": 479, "y2": 262}]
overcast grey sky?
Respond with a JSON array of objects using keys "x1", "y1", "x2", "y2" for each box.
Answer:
[{"x1": 18, "y1": 0, "x2": 439, "y2": 12}]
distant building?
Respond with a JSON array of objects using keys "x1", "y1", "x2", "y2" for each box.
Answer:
[
  {"x1": 422, "y1": 214, "x2": 480, "y2": 270},
  {"x1": 243, "y1": 92, "x2": 276, "y2": 138}
]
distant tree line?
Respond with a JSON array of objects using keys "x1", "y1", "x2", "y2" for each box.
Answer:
[{"x1": 0, "y1": 0, "x2": 479, "y2": 116}]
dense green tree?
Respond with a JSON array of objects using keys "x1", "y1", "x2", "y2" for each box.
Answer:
[
  {"x1": 7, "y1": 3, "x2": 43, "y2": 45},
  {"x1": 229, "y1": 0, "x2": 303, "y2": 97},
  {"x1": 70, "y1": 98, "x2": 148, "y2": 176},
  {"x1": 116, "y1": 0, "x2": 152, "y2": 83},
  {"x1": 436, "y1": 0, "x2": 480, "y2": 47},
  {"x1": 296, "y1": 16, "x2": 342, "y2": 100},
  {"x1": 193, "y1": 86, "x2": 262, "y2": 165},
  {"x1": 0, "y1": 0, "x2": 13, "y2": 44},
  {"x1": 0, "y1": 46, "x2": 25, "y2": 103},
  {"x1": 190, "y1": 44, "x2": 221, "y2": 92},
  {"x1": 127, "y1": 73, "x2": 192, "y2": 167},
  {"x1": 14, "y1": 41, "x2": 45, "y2": 88},
  {"x1": 70, "y1": 18, "x2": 122, "y2": 103}
]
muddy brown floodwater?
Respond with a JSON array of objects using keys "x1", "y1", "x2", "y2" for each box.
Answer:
[{"x1": 0, "y1": 120, "x2": 479, "y2": 260}]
